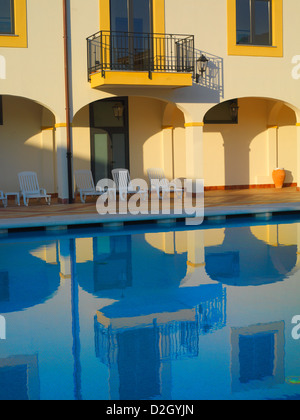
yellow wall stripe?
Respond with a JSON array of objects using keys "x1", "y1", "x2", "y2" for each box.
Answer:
[
  {"x1": 187, "y1": 261, "x2": 206, "y2": 268},
  {"x1": 184, "y1": 122, "x2": 204, "y2": 128},
  {"x1": 99, "y1": 0, "x2": 110, "y2": 32}
]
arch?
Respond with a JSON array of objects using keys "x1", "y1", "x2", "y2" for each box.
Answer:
[
  {"x1": 72, "y1": 95, "x2": 192, "y2": 183},
  {"x1": 202, "y1": 96, "x2": 300, "y2": 189},
  {"x1": 0, "y1": 93, "x2": 58, "y2": 122},
  {"x1": 0, "y1": 94, "x2": 57, "y2": 194},
  {"x1": 73, "y1": 91, "x2": 196, "y2": 126},
  {"x1": 204, "y1": 96, "x2": 300, "y2": 122}
]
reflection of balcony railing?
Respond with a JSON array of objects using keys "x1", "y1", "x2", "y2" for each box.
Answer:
[
  {"x1": 87, "y1": 31, "x2": 195, "y2": 80},
  {"x1": 94, "y1": 288, "x2": 227, "y2": 365}
]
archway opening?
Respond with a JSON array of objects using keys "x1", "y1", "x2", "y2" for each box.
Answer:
[
  {"x1": 203, "y1": 97, "x2": 298, "y2": 190},
  {"x1": 0, "y1": 95, "x2": 56, "y2": 196},
  {"x1": 72, "y1": 96, "x2": 187, "y2": 186}
]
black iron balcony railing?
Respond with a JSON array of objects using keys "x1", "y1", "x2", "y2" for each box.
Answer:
[{"x1": 87, "y1": 31, "x2": 195, "y2": 80}]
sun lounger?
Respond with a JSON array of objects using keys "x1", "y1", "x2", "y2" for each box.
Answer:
[
  {"x1": 75, "y1": 170, "x2": 105, "y2": 203},
  {"x1": 111, "y1": 168, "x2": 148, "y2": 201},
  {"x1": 147, "y1": 168, "x2": 183, "y2": 199},
  {"x1": 18, "y1": 172, "x2": 51, "y2": 206},
  {"x1": 0, "y1": 191, "x2": 7, "y2": 208}
]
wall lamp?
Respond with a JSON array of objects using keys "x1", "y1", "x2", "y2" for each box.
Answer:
[
  {"x1": 112, "y1": 102, "x2": 124, "y2": 120},
  {"x1": 230, "y1": 101, "x2": 239, "y2": 120},
  {"x1": 196, "y1": 54, "x2": 209, "y2": 82}
]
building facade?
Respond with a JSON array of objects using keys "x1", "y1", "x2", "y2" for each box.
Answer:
[{"x1": 0, "y1": 0, "x2": 299, "y2": 202}]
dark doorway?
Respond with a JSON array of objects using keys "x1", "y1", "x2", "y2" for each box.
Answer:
[{"x1": 90, "y1": 97, "x2": 129, "y2": 183}]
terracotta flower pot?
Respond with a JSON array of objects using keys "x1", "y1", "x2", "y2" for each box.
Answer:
[{"x1": 272, "y1": 168, "x2": 285, "y2": 189}]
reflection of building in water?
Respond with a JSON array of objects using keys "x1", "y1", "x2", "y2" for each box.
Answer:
[
  {"x1": 146, "y1": 224, "x2": 300, "y2": 287},
  {"x1": 92, "y1": 236, "x2": 132, "y2": 292},
  {"x1": 74, "y1": 235, "x2": 133, "y2": 296},
  {"x1": 0, "y1": 355, "x2": 40, "y2": 400},
  {"x1": 95, "y1": 284, "x2": 226, "y2": 400},
  {"x1": 0, "y1": 242, "x2": 60, "y2": 313},
  {"x1": 231, "y1": 322, "x2": 285, "y2": 393},
  {"x1": 205, "y1": 226, "x2": 298, "y2": 286}
]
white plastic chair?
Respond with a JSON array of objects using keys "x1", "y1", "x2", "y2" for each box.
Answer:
[
  {"x1": 147, "y1": 168, "x2": 183, "y2": 199},
  {"x1": 18, "y1": 172, "x2": 51, "y2": 206},
  {"x1": 0, "y1": 191, "x2": 7, "y2": 208},
  {"x1": 75, "y1": 170, "x2": 105, "y2": 203},
  {"x1": 111, "y1": 168, "x2": 148, "y2": 201}
]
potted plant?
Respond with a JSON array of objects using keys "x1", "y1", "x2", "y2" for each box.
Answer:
[{"x1": 272, "y1": 168, "x2": 286, "y2": 189}]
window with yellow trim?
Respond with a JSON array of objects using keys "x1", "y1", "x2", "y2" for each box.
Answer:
[
  {"x1": 0, "y1": 0, "x2": 14, "y2": 34},
  {"x1": 100, "y1": 0, "x2": 165, "y2": 34},
  {"x1": 227, "y1": 0, "x2": 282, "y2": 57},
  {"x1": 0, "y1": 0, "x2": 27, "y2": 48}
]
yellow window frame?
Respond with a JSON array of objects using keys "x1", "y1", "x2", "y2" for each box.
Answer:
[
  {"x1": 0, "y1": 0, "x2": 27, "y2": 48},
  {"x1": 227, "y1": 0, "x2": 283, "y2": 57},
  {"x1": 99, "y1": 0, "x2": 165, "y2": 69},
  {"x1": 99, "y1": 0, "x2": 165, "y2": 33}
]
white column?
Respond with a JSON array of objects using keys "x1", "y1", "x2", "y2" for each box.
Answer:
[
  {"x1": 59, "y1": 239, "x2": 71, "y2": 280},
  {"x1": 162, "y1": 126, "x2": 174, "y2": 180},
  {"x1": 296, "y1": 124, "x2": 300, "y2": 190},
  {"x1": 187, "y1": 230, "x2": 205, "y2": 268},
  {"x1": 41, "y1": 127, "x2": 57, "y2": 194},
  {"x1": 184, "y1": 123, "x2": 204, "y2": 191},
  {"x1": 55, "y1": 124, "x2": 71, "y2": 202},
  {"x1": 267, "y1": 125, "x2": 278, "y2": 173}
]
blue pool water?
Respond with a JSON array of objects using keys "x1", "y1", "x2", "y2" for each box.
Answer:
[{"x1": 0, "y1": 215, "x2": 300, "y2": 400}]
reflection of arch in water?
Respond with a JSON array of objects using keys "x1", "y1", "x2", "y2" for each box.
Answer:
[
  {"x1": 204, "y1": 226, "x2": 297, "y2": 286},
  {"x1": 78, "y1": 234, "x2": 188, "y2": 297},
  {"x1": 76, "y1": 235, "x2": 133, "y2": 297},
  {"x1": 0, "y1": 242, "x2": 60, "y2": 313}
]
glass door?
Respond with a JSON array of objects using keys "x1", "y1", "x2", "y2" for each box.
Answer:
[
  {"x1": 92, "y1": 130, "x2": 110, "y2": 182},
  {"x1": 110, "y1": 0, "x2": 153, "y2": 70},
  {"x1": 90, "y1": 98, "x2": 129, "y2": 184}
]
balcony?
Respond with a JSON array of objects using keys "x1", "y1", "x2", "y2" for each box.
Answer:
[{"x1": 87, "y1": 31, "x2": 195, "y2": 89}]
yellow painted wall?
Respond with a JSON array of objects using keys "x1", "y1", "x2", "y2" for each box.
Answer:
[
  {"x1": 70, "y1": 96, "x2": 299, "y2": 190},
  {"x1": 277, "y1": 105, "x2": 297, "y2": 183},
  {"x1": 72, "y1": 97, "x2": 167, "y2": 184},
  {"x1": 0, "y1": 0, "x2": 66, "y2": 120},
  {"x1": 0, "y1": 0, "x2": 28, "y2": 48},
  {"x1": 204, "y1": 98, "x2": 274, "y2": 187},
  {"x1": 172, "y1": 107, "x2": 186, "y2": 179},
  {"x1": 1, "y1": 0, "x2": 300, "y2": 193},
  {"x1": 128, "y1": 97, "x2": 164, "y2": 181},
  {"x1": 72, "y1": 105, "x2": 91, "y2": 173},
  {"x1": 0, "y1": 96, "x2": 55, "y2": 192}
]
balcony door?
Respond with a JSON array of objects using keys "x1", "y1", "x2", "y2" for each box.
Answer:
[
  {"x1": 110, "y1": 0, "x2": 153, "y2": 70},
  {"x1": 90, "y1": 98, "x2": 129, "y2": 183}
]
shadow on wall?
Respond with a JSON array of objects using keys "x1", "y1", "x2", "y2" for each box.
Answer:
[
  {"x1": 284, "y1": 170, "x2": 294, "y2": 185},
  {"x1": 0, "y1": 96, "x2": 57, "y2": 193},
  {"x1": 204, "y1": 98, "x2": 298, "y2": 188},
  {"x1": 194, "y1": 49, "x2": 224, "y2": 101}
]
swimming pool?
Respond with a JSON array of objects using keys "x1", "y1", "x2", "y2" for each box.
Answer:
[{"x1": 0, "y1": 215, "x2": 300, "y2": 400}]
